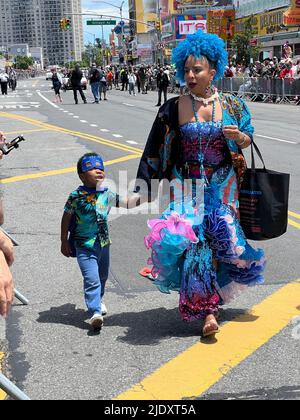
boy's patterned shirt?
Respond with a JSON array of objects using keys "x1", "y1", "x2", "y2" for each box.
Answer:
[{"x1": 64, "y1": 187, "x2": 119, "y2": 249}]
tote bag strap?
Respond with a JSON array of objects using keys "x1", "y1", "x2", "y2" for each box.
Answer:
[{"x1": 250, "y1": 141, "x2": 266, "y2": 171}]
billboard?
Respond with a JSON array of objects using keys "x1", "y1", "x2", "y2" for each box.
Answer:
[
  {"x1": 174, "y1": 0, "x2": 233, "y2": 9},
  {"x1": 136, "y1": 0, "x2": 174, "y2": 33},
  {"x1": 175, "y1": 15, "x2": 207, "y2": 39},
  {"x1": 284, "y1": 0, "x2": 300, "y2": 27},
  {"x1": 233, "y1": 0, "x2": 290, "y2": 19},
  {"x1": 207, "y1": 9, "x2": 235, "y2": 40}
]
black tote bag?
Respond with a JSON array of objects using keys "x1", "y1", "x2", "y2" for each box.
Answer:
[{"x1": 239, "y1": 141, "x2": 290, "y2": 241}]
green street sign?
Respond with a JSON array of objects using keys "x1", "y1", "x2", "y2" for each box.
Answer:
[{"x1": 87, "y1": 20, "x2": 116, "y2": 26}]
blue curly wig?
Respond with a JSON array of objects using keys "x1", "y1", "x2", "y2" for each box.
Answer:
[{"x1": 172, "y1": 30, "x2": 228, "y2": 82}]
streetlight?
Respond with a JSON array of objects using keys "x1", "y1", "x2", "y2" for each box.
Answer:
[
  {"x1": 92, "y1": 1, "x2": 125, "y2": 62},
  {"x1": 84, "y1": 31, "x2": 96, "y2": 64}
]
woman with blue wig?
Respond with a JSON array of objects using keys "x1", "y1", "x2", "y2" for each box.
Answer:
[{"x1": 136, "y1": 30, "x2": 265, "y2": 337}]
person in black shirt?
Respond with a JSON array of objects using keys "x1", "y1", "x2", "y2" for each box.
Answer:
[
  {"x1": 89, "y1": 64, "x2": 101, "y2": 103},
  {"x1": 70, "y1": 64, "x2": 87, "y2": 104},
  {"x1": 156, "y1": 68, "x2": 169, "y2": 106}
]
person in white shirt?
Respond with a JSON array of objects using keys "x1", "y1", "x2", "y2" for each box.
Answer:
[
  {"x1": 128, "y1": 70, "x2": 137, "y2": 96},
  {"x1": 0, "y1": 71, "x2": 9, "y2": 95}
]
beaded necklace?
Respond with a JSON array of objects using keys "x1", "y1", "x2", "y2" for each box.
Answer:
[{"x1": 191, "y1": 96, "x2": 216, "y2": 186}]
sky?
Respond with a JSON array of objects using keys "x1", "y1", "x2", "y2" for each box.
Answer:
[{"x1": 82, "y1": 0, "x2": 129, "y2": 44}]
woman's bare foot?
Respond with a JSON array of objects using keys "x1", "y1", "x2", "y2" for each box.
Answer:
[{"x1": 202, "y1": 314, "x2": 220, "y2": 337}]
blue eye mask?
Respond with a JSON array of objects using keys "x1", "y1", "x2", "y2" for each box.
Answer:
[{"x1": 81, "y1": 156, "x2": 104, "y2": 172}]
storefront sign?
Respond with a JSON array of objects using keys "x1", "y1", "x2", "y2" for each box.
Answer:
[
  {"x1": 236, "y1": 8, "x2": 296, "y2": 36},
  {"x1": 137, "y1": 44, "x2": 152, "y2": 57}
]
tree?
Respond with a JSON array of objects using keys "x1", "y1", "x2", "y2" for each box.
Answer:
[
  {"x1": 231, "y1": 17, "x2": 260, "y2": 65},
  {"x1": 15, "y1": 56, "x2": 34, "y2": 70}
]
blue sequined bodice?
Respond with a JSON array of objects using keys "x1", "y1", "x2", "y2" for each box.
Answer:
[
  {"x1": 179, "y1": 121, "x2": 232, "y2": 180},
  {"x1": 180, "y1": 121, "x2": 230, "y2": 166}
]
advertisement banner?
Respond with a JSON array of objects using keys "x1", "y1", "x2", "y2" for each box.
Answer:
[
  {"x1": 207, "y1": 9, "x2": 235, "y2": 40},
  {"x1": 284, "y1": 0, "x2": 300, "y2": 27},
  {"x1": 233, "y1": 0, "x2": 290, "y2": 19},
  {"x1": 175, "y1": 15, "x2": 206, "y2": 39},
  {"x1": 174, "y1": 0, "x2": 233, "y2": 9},
  {"x1": 136, "y1": 0, "x2": 157, "y2": 33}
]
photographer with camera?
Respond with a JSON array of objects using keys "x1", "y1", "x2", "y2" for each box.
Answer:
[{"x1": 0, "y1": 131, "x2": 14, "y2": 317}]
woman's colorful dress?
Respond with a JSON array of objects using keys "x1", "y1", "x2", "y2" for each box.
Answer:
[{"x1": 144, "y1": 112, "x2": 266, "y2": 322}]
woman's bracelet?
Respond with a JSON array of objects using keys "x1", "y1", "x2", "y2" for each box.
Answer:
[{"x1": 237, "y1": 133, "x2": 248, "y2": 147}]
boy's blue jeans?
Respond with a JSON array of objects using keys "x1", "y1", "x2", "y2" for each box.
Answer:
[{"x1": 76, "y1": 242, "x2": 110, "y2": 316}]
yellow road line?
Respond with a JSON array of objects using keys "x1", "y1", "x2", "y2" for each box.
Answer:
[
  {"x1": 0, "y1": 155, "x2": 140, "y2": 184},
  {"x1": 5, "y1": 128, "x2": 50, "y2": 136},
  {"x1": 289, "y1": 211, "x2": 300, "y2": 220},
  {"x1": 288, "y1": 219, "x2": 300, "y2": 230},
  {"x1": 0, "y1": 353, "x2": 6, "y2": 400},
  {"x1": 116, "y1": 280, "x2": 300, "y2": 400},
  {"x1": 0, "y1": 112, "x2": 143, "y2": 155}
]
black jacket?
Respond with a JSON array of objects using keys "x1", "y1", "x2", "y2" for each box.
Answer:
[
  {"x1": 157, "y1": 73, "x2": 169, "y2": 89},
  {"x1": 70, "y1": 69, "x2": 83, "y2": 87}
]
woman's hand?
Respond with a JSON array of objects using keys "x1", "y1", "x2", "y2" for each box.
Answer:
[
  {"x1": 0, "y1": 230, "x2": 14, "y2": 266},
  {"x1": 0, "y1": 251, "x2": 14, "y2": 318},
  {"x1": 223, "y1": 125, "x2": 244, "y2": 143},
  {"x1": 0, "y1": 131, "x2": 5, "y2": 160}
]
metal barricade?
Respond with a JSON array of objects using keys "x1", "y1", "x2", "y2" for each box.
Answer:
[{"x1": 217, "y1": 77, "x2": 300, "y2": 105}]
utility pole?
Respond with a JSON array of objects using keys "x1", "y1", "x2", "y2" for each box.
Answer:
[{"x1": 156, "y1": 6, "x2": 162, "y2": 66}]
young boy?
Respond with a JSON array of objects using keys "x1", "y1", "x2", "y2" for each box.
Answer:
[{"x1": 61, "y1": 153, "x2": 143, "y2": 330}]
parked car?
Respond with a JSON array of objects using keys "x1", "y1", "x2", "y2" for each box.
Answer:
[{"x1": 62, "y1": 75, "x2": 88, "y2": 91}]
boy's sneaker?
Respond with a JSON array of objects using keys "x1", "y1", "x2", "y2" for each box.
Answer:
[
  {"x1": 90, "y1": 313, "x2": 104, "y2": 330},
  {"x1": 101, "y1": 302, "x2": 108, "y2": 316}
]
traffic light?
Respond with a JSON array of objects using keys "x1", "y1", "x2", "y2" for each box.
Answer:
[
  {"x1": 59, "y1": 18, "x2": 71, "y2": 31},
  {"x1": 65, "y1": 19, "x2": 71, "y2": 30},
  {"x1": 156, "y1": 20, "x2": 161, "y2": 32}
]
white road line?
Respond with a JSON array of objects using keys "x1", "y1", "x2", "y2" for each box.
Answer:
[
  {"x1": 73, "y1": 116, "x2": 79, "y2": 118},
  {"x1": 100, "y1": 129, "x2": 109, "y2": 132},
  {"x1": 113, "y1": 134, "x2": 123, "y2": 138},
  {"x1": 80, "y1": 120, "x2": 87, "y2": 123},
  {"x1": 63, "y1": 110, "x2": 68, "y2": 113},
  {"x1": 256, "y1": 134, "x2": 297, "y2": 144},
  {"x1": 90, "y1": 124, "x2": 98, "y2": 127},
  {"x1": 68, "y1": 113, "x2": 74, "y2": 116},
  {"x1": 126, "y1": 140, "x2": 138, "y2": 145},
  {"x1": 37, "y1": 91, "x2": 59, "y2": 109},
  {"x1": 123, "y1": 103, "x2": 135, "y2": 107}
]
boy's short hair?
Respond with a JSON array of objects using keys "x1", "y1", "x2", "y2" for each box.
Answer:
[{"x1": 77, "y1": 152, "x2": 101, "y2": 174}]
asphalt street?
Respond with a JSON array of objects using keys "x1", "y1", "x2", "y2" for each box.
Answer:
[{"x1": 0, "y1": 77, "x2": 299, "y2": 400}]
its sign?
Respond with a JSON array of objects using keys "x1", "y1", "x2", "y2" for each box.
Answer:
[
  {"x1": 175, "y1": 15, "x2": 206, "y2": 39},
  {"x1": 179, "y1": 20, "x2": 207, "y2": 35}
]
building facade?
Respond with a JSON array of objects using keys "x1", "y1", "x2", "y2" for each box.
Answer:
[
  {"x1": 0, "y1": 0, "x2": 84, "y2": 66},
  {"x1": 234, "y1": 1, "x2": 300, "y2": 59}
]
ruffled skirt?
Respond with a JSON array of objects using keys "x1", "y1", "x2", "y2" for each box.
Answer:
[{"x1": 144, "y1": 178, "x2": 266, "y2": 322}]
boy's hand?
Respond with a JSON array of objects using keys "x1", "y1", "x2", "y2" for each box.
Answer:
[{"x1": 61, "y1": 240, "x2": 72, "y2": 258}]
